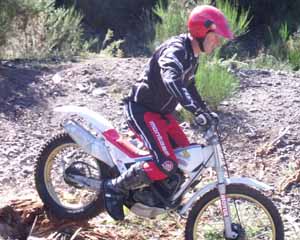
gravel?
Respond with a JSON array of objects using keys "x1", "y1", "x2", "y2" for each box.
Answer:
[{"x1": 0, "y1": 56, "x2": 299, "y2": 238}]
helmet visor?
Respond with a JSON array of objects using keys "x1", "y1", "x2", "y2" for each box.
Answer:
[{"x1": 215, "y1": 20, "x2": 234, "y2": 40}]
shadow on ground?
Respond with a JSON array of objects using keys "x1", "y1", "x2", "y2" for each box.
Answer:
[
  {"x1": 218, "y1": 108, "x2": 263, "y2": 142},
  {"x1": 0, "y1": 64, "x2": 62, "y2": 118}
]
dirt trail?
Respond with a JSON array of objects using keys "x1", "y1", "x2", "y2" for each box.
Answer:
[{"x1": 0, "y1": 57, "x2": 299, "y2": 239}]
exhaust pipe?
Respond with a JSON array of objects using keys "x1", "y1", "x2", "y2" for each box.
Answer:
[{"x1": 63, "y1": 120, "x2": 114, "y2": 167}]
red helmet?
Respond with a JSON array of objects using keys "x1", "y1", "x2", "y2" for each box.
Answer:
[{"x1": 188, "y1": 5, "x2": 234, "y2": 39}]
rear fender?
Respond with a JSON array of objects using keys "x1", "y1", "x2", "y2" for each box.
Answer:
[
  {"x1": 54, "y1": 105, "x2": 113, "y2": 133},
  {"x1": 62, "y1": 120, "x2": 115, "y2": 168}
]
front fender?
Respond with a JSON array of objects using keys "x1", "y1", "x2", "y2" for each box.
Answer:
[{"x1": 179, "y1": 177, "x2": 273, "y2": 215}]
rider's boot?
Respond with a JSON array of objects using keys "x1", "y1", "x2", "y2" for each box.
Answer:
[{"x1": 103, "y1": 162, "x2": 152, "y2": 221}]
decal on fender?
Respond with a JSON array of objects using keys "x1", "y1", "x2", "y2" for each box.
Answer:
[{"x1": 181, "y1": 150, "x2": 190, "y2": 158}]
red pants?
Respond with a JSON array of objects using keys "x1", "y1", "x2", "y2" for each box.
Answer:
[{"x1": 125, "y1": 101, "x2": 190, "y2": 180}]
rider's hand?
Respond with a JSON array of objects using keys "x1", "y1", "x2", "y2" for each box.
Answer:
[{"x1": 194, "y1": 111, "x2": 219, "y2": 127}]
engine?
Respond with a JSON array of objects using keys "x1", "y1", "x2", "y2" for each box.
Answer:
[{"x1": 131, "y1": 172, "x2": 185, "y2": 208}]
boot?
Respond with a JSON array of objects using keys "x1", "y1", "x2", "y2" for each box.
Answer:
[{"x1": 103, "y1": 162, "x2": 151, "y2": 220}]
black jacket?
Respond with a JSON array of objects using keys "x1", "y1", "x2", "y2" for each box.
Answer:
[{"x1": 127, "y1": 34, "x2": 208, "y2": 114}]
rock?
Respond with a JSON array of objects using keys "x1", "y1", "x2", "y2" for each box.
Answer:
[
  {"x1": 278, "y1": 155, "x2": 289, "y2": 162},
  {"x1": 220, "y1": 100, "x2": 229, "y2": 106},
  {"x1": 76, "y1": 83, "x2": 89, "y2": 92},
  {"x1": 249, "y1": 108, "x2": 259, "y2": 112},
  {"x1": 90, "y1": 77, "x2": 106, "y2": 87},
  {"x1": 52, "y1": 73, "x2": 62, "y2": 84},
  {"x1": 92, "y1": 88, "x2": 106, "y2": 97}
]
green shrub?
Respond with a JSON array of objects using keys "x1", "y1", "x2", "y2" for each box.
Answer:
[
  {"x1": 227, "y1": 1, "x2": 300, "y2": 40},
  {"x1": 195, "y1": 56, "x2": 239, "y2": 109},
  {"x1": 0, "y1": 0, "x2": 18, "y2": 46},
  {"x1": 0, "y1": 0, "x2": 90, "y2": 59},
  {"x1": 44, "y1": 4, "x2": 86, "y2": 58},
  {"x1": 279, "y1": 22, "x2": 289, "y2": 42}
]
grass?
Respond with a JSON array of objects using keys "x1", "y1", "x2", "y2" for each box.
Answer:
[
  {"x1": 151, "y1": 0, "x2": 187, "y2": 50},
  {"x1": 267, "y1": 23, "x2": 300, "y2": 71},
  {"x1": 246, "y1": 44, "x2": 300, "y2": 72},
  {"x1": 90, "y1": 211, "x2": 187, "y2": 240},
  {"x1": 287, "y1": 33, "x2": 300, "y2": 70},
  {"x1": 245, "y1": 53, "x2": 292, "y2": 71},
  {"x1": 216, "y1": 0, "x2": 251, "y2": 37}
]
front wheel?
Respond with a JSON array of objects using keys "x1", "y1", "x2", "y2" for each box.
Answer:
[{"x1": 185, "y1": 184, "x2": 284, "y2": 240}]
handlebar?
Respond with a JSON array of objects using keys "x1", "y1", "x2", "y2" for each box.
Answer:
[{"x1": 201, "y1": 121, "x2": 220, "y2": 144}]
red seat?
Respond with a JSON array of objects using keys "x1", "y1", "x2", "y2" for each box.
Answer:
[{"x1": 103, "y1": 129, "x2": 149, "y2": 158}]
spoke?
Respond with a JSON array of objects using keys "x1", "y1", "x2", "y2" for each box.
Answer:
[
  {"x1": 232, "y1": 197, "x2": 272, "y2": 239},
  {"x1": 45, "y1": 143, "x2": 101, "y2": 209},
  {"x1": 252, "y1": 231, "x2": 271, "y2": 238},
  {"x1": 231, "y1": 198, "x2": 249, "y2": 240},
  {"x1": 233, "y1": 198, "x2": 244, "y2": 226}
]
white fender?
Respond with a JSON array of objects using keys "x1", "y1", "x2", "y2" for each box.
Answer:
[
  {"x1": 54, "y1": 105, "x2": 113, "y2": 133},
  {"x1": 179, "y1": 177, "x2": 273, "y2": 215},
  {"x1": 54, "y1": 106, "x2": 115, "y2": 168},
  {"x1": 62, "y1": 120, "x2": 115, "y2": 168}
]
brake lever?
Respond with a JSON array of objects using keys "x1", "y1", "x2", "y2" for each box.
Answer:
[{"x1": 204, "y1": 123, "x2": 219, "y2": 143}]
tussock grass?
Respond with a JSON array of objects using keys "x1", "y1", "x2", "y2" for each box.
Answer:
[
  {"x1": 101, "y1": 29, "x2": 125, "y2": 58},
  {"x1": 216, "y1": 0, "x2": 251, "y2": 37},
  {"x1": 258, "y1": 23, "x2": 300, "y2": 71}
]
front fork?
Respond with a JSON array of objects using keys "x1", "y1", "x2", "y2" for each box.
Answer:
[
  {"x1": 214, "y1": 144, "x2": 239, "y2": 239},
  {"x1": 218, "y1": 183, "x2": 238, "y2": 239}
]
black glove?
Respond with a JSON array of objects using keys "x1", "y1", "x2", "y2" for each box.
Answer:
[{"x1": 194, "y1": 111, "x2": 219, "y2": 127}]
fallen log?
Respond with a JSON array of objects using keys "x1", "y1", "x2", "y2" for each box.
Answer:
[
  {"x1": 0, "y1": 199, "x2": 119, "y2": 240},
  {"x1": 279, "y1": 159, "x2": 300, "y2": 192},
  {"x1": 280, "y1": 169, "x2": 300, "y2": 192},
  {"x1": 256, "y1": 127, "x2": 290, "y2": 157}
]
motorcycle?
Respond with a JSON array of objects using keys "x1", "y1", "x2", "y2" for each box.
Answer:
[{"x1": 34, "y1": 105, "x2": 284, "y2": 239}]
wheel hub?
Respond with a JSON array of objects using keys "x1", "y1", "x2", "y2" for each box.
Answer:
[
  {"x1": 225, "y1": 223, "x2": 246, "y2": 240},
  {"x1": 64, "y1": 162, "x2": 88, "y2": 188}
]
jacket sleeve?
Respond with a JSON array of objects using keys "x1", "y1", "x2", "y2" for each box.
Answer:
[
  {"x1": 158, "y1": 47, "x2": 208, "y2": 114},
  {"x1": 186, "y1": 79, "x2": 210, "y2": 113}
]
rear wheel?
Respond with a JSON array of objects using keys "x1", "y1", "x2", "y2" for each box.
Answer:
[
  {"x1": 185, "y1": 184, "x2": 284, "y2": 240},
  {"x1": 34, "y1": 133, "x2": 111, "y2": 220}
]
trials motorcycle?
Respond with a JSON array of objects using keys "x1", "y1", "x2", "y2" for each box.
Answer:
[{"x1": 34, "y1": 105, "x2": 284, "y2": 239}]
